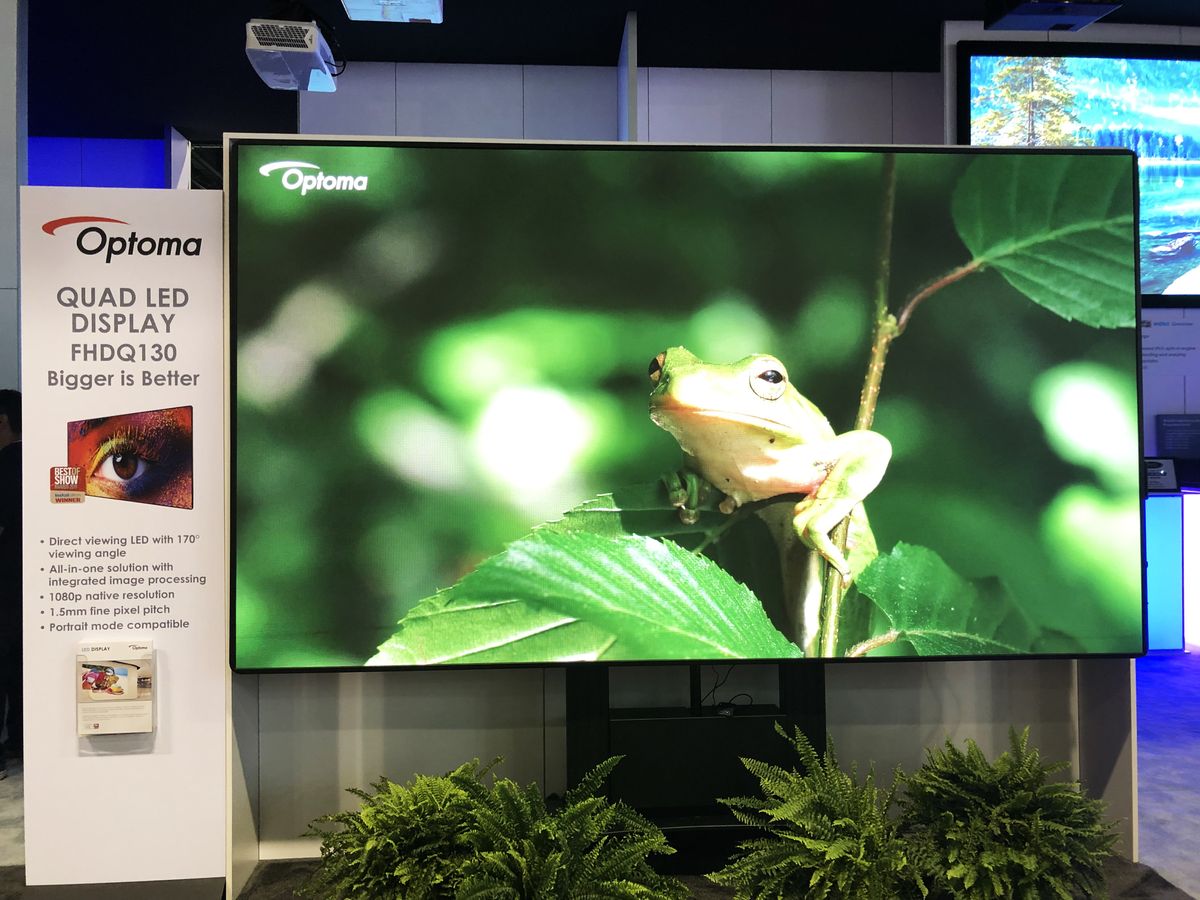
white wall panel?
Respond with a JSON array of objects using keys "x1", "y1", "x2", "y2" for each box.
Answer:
[
  {"x1": 229, "y1": 673, "x2": 261, "y2": 896},
  {"x1": 618, "y1": 13, "x2": 637, "y2": 141},
  {"x1": 300, "y1": 61, "x2": 398, "y2": 136},
  {"x1": 828, "y1": 659, "x2": 1077, "y2": 778},
  {"x1": 892, "y1": 72, "x2": 944, "y2": 145},
  {"x1": 257, "y1": 668, "x2": 547, "y2": 857},
  {"x1": 0, "y1": 1, "x2": 24, "y2": 389},
  {"x1": 645, "y1": 68, "x2": 771, "y2": 144},
  {"x1": 523, "y1": 66, "x2": 618, "y2": 141},
  {"x1": 0, "y1": 0, "x2": 24, "y2": 292},
  {"x1": 395, "y1": 63, "x2": 523, "y2": 139},
  {"x1": 636, "y1": 68, "x2": 649, "y2": 142},
  {"x1": 0, "y1": 288, "x2": 15, "y2": 389},
  {"x1": 771, "y1": 70, "x2": 892, "y2": 145}
]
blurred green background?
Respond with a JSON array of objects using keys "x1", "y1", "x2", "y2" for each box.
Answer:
[{"x1": 233, "y1": 144, "x2": 1141, "y2": 669}]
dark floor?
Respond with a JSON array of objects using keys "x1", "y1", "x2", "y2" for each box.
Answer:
[
  {"x1": 0, "y1": 855, "x2": 1190, "y2": 899},
  {"x1": 212, "y1": 855, "x2": 1200, "y2": 899},
  {"x1": 237, "y1": 860, "x2": 735, "y2": 899}
]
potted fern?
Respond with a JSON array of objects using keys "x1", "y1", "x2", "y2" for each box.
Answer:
[
  {"x1": 302, "y1": 755, "x2": 687, "y2": 899},
  {"x1": 454, "y1": 755, "x2": 688, "y2": 899},
  {"x1": 300, "y1": 758, "x2": 495, "y2": 899},
  {"x1": 708, "y1": 724, "x2": 926, "y2": 900},
  {"x1": 900, "y1": 727, "x2": 1117, "y2": 900}
]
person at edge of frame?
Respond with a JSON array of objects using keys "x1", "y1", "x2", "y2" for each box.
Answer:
[{"x1": 0, "y1": 389, "x2": 22, "y2": 779}]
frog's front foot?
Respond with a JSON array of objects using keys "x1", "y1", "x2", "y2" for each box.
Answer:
[
  {"x1": 662, "y1": 470, "x2": 712, "y2": 525},
  {"x1": 792, "y1": 497, "x2": 852, "y2": 578}
]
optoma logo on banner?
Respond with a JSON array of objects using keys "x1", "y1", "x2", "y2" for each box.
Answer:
[
  {"x1": 41, "y1": 216, "x2": 203, "y2": 264},
  {"x1": 258, "y1": 160, "x2": 369, "y2": 195}
]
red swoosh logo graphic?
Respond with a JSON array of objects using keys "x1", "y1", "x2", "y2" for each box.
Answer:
[{"x1": 42, "y1": 216, "x2": 128, "y2": 235}]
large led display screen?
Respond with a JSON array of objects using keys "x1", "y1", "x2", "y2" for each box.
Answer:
[
  {"x1": 960, "y1": 42, "x2": 1200, "y2": 296},
  {"x1": 230, "y1": 140, "x2": 1145, "y2": 671}
]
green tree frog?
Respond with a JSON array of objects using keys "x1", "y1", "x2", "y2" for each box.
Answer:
[{"x1": 648, "y1": 346, "x2": 892, "y2": 649}]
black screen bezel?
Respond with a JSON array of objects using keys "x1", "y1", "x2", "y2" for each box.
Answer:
[{"x1": 226, "y1": 135, "x2": 1149, "y2": 674}]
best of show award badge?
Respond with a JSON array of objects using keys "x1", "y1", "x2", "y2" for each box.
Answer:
[{"x1": 50, "y1": 465, "x2": 85, "y2": 503}]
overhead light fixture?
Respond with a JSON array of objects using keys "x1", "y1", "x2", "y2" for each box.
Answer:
[
  {"x1": 340, "y1": 0, "x2": 443, "y2": 23},
  {"x1": 245, "y1": 18, "x2": 337, "y2": 92},
  {"x1": 984, "y1": 0, "x2": 1122, "y2": 31}
]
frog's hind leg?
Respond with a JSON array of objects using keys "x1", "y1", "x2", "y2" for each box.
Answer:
[
  {"x1": 792, "y1": 496, "x2": 854, "y2": 578},
  {"x1": 791, "y1": 430, "x2": 890, "y2": 578}
]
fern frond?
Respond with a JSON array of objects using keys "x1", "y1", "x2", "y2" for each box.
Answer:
[
  {"x1": 710, "y1": 726, "x2": 922, "y2": 899},
  {"x1": 455, "y1": 755, "x2": 687, "y2": 900},
  {"x1": 300, "y1": 760, "x2": 492, "y2": 899},
  {"x1": 900, "y1": 726, "x2": 1117, "y2": 900}
]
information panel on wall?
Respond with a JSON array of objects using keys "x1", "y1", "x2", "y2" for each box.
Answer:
[{"x1": 19, "y1": 187, "x2": 225, "y2": 885}]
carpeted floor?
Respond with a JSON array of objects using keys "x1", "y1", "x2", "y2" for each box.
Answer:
[
  {"x1": 0, "y1": 760, "x2": 22, "y2": 870},
  {"x1": 1136, "y1": 650, "x2": 1200, "y2": 898}
]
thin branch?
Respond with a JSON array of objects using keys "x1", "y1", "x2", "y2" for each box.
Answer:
[
  {"x1": 871, "y1": 153, "x2": 897, "y2": 324},
  {"x1": 821, "y1": 164, "x2": 985, "y2": 656},
  {"x1": 819, "y1": 153, "x2": 897, "y2": 659},
  {"x1": 847, "y1": 629, "x2": 901, "y2": 658},
  {"x1": 894, "y1": 259, "x2": 983, "y2": 335}
]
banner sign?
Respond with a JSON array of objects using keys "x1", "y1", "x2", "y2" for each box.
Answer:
[{"x1": 19, "y1": 187, "x2": 225, "y2": 884}]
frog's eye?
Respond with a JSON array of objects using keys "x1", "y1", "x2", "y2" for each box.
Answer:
[
  {"x1": 750, "y1": 367, "x2": 787, "y2": 400},
  {"x1": 648, "y1": 352, "x2": 666, "y2": 385}
]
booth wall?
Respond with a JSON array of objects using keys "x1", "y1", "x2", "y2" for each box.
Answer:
[
  {"x1": 241, "y1": 61, "x2": 1122, "y2": 861},
  {"x1": 26, "y1": 137, "x2": 167, "y2": 188},
  {"x1": 0, "y1": 1, "x2": 26, "y2": 391}
]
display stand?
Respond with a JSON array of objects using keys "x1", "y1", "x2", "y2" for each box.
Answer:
[{"x1": 565, "y1": 662, "x2": 825, "y2": 819}]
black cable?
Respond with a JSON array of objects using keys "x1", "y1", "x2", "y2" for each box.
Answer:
[
  {"x1": 726, "y1": 692, "x2": 754, "y2": 707},
  {"x1": 699, "y1": 665, "x2": 734, "y2": 707},
  {"x1": 265, "y1": 0, "x2": 346, "y2": 77}
]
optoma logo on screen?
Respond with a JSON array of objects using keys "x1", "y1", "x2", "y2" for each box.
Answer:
[
  {"x1": 41, "y1": 216, "x2": 203, "y2": 264},
  {"x1": 258, "y1": 160, "x2": 369, "y2": 195}
]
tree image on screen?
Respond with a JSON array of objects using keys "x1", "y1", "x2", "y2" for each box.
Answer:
[
  {"x1": 969, "y1": 52, "x2": 1200, "y2": 293},
  {"x1": 233, "y1": 145, "x2": 1141, "y2": 669},
  {"x1": 973, "y1": 57, "x2": 1087, "y2": 147}
]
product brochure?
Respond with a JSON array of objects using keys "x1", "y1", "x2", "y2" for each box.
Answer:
[{"x1": 76, "y1": 640, "x2": 153, "y2": 735}]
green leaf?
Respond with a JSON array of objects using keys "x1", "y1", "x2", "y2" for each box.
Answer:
[
  {"x1": 542, "y1": 481, "x2": 730, "y2": 543},
  {"x1": 371, "y1": 531, "x2": 801, "y2": 665},
  {"x1": 547, "y1": 483, "x2": 791, "y2": 631},
  {"x1": 854, "y1": 543, "x2": 1044, "y2": 657},
  {"x1": 952, "y1": 154, "x2": 1136, "y2": 328}
]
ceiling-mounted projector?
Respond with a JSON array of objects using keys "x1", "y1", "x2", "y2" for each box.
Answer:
[
  {"x1": 984, "y1": 0, "x2": 1121, "y2": 30},
  {"x1": 246, "y1": 19, "x2": 336, "y2": 92}
]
